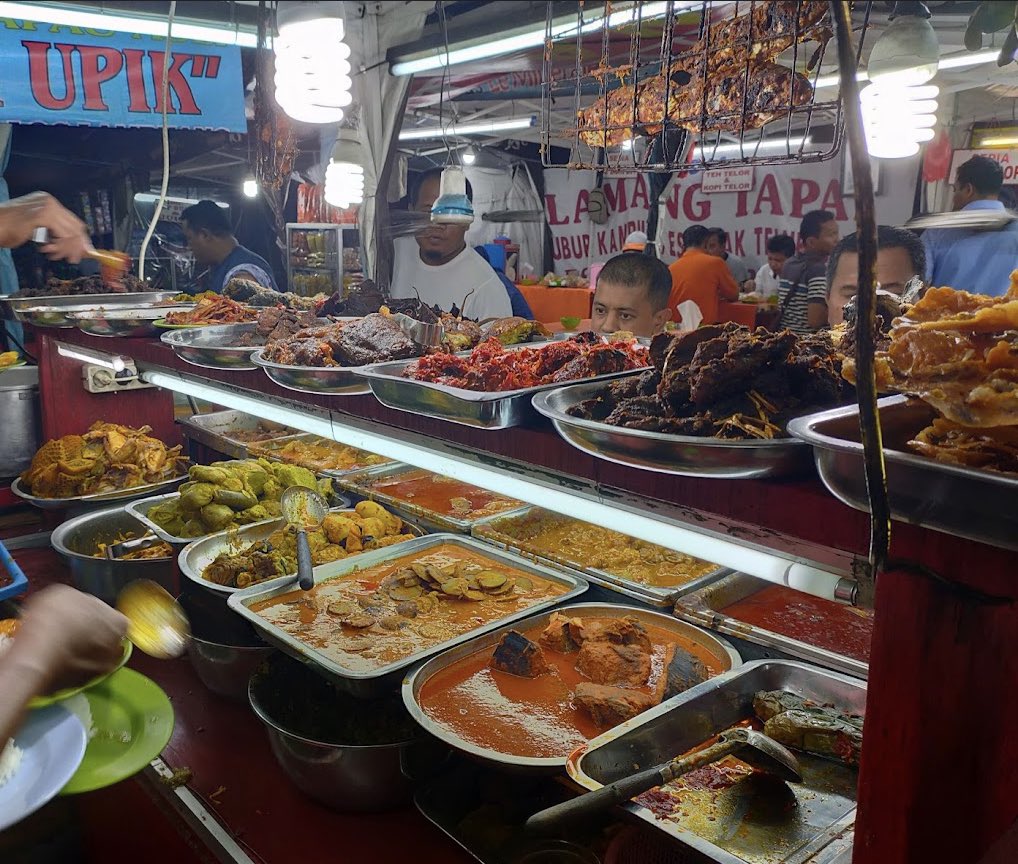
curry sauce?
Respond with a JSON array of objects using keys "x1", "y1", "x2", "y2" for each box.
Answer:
[
  {"x1": 479, "y1": 509, "x2": 720, "y2": 588},
  {"x1": 361, "y1": 468, "x2": 523, "y2": 521},
  {"x1": 418, "y1": 616, "x2": 724, "y2": 760},
  {"x1": 250, "y1": 543, "x2": 567, "y2": 673}
]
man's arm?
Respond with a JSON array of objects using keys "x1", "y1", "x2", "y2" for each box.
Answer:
[
  {"x1": 716, "y1": 261, "x2": 740, "y2": 301},
  {"x1": 806, "y1": 275, "x2": 829, "y2": 330},
  {"x1": 0, "y1": 192, "x2": 89, "y2": 262}
]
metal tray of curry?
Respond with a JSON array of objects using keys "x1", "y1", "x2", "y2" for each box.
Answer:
[
  {"x1": 248, "y1": 434, "x2": 391, "y2": 477},
  {"x1": 569, "y1": 660, "x2": 865, "y2": 864},
  {"x1": 472, "y1": 507, "x2": 729, "y2": 607},
  {"x1": 178, "y1": 410, "x2": 302, "y2": 459},
  {"x1": 336, "y1": 464, "x2": 529, "y2": 533},
  {"x1": 673, "y1": 573, "x2": 870, "y2": 680},
  {"x1": 403, "y1": 603, "x2": 740, "y2": 773},
  {"x1": 227, "y1": 534, "x2": 588, "y2": 696},
  {"x1": 178, "y1": 505, "x2": 425, "y2": 595}
]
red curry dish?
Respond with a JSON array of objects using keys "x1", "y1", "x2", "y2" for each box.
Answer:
[
  {"x1": 721, "y1": 584, "x2": 874, "y2": 663},
  {"x1": 360, "y1": 467, "x2": 523, "y2": 522},
  {"x1": 418, "y1": 612, "x2": 726, "y2": 760},
  {"x1": 401, "y1": 334, "x2": 648, "y2": 391}
]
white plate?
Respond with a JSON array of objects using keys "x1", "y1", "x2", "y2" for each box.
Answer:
[{"x1": 0, "y1": 705, "x2": 87, "y2": 831}]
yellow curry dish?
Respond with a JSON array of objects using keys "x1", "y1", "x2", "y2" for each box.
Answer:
[
  {"x1": 203, "y1": 501, "x2": 416, "y2": 590},
  {"x1": 476, "y1": 508, "x2": 720, "y2": 588}
]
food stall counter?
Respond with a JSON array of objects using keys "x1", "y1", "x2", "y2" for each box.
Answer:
[{"x1": 516, "y1": 284, "x2": 593, "y2": 325}]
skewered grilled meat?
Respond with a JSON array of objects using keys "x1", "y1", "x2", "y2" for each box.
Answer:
[
  {"x1": 579, "y1": 63, "x2": 813, "y2": 148},
  {"x1": 578, "y1": 0, "x2": 829, "y2": 148}
]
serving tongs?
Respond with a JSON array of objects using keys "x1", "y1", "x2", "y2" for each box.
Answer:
[
  {"x1": 389, "y1": 312, "x2": 445, "y2": 350},
  {"x1": 526, "y1": 727, "x2": 801, "y2": 834},
  {"x1": 32, "y1": 228, "x2": 132, "y2": 289},
  {"x1": 104, "y1": 533, "x2": 165, "y2": 560}
]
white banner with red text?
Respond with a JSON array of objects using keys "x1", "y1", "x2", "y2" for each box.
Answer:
[{"x1": 542, "y1": 157, "x2": 918, "y2": 277}]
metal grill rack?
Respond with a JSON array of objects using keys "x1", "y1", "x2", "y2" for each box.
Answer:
[{"x1": 541, "y1": 1, "x2": 873, "y2": 172}]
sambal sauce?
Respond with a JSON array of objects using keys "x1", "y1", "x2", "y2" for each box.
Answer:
[
  {"x1": 364, "y1": 468, "x2": 523, "y2": 521},
  {"x1": 722, "y1": 584, "x2": 873, "y2": 663}
]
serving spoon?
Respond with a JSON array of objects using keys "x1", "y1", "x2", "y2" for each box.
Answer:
[
  {"x1": 116, "y1": 579, "x2": 189, "y2": 659},
  {"x1": 280, "y1": 485, "x2": 329, "y2": 591},
  {"x1": 525, "y1": 727, "x2": 801, "y2": 834}
]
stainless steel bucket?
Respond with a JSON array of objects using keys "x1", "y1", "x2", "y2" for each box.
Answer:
[{"x1": 0, "y1": 366, "x2": 39, "y2": 479}]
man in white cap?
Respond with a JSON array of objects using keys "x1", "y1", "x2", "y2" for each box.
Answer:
[{"x1": 622, "y1": 230, "x2": 649, "y2": 253}]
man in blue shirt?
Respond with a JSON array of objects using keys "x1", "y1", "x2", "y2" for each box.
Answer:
[
  {"x1": 922, "y1": 156, "x2": 1018, "y2": 297},
  {"x1": 180, "y1": 200, "x2": 279, "y2": 294}
]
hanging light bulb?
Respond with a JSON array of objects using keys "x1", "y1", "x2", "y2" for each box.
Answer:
[
  {"x1": 461, "y1": 147, "x2": 477, "y2": 166},
  {"x1": 274, "y1": 2, "x2": 353, "y2": 125},
  {"x1": 430, "y1": 166, "x2": 474, "y2": 225},
  {"x1": 242, "y1": 178, "x2": 259, "y2": 198},
  {"x1": 324, "y1": 128, "x2": 364, "y2": 209},
  {"x1": 859, "y1": 1, "x2": 939, "y2": 159},
  {"x1": 867, "y1": 1, "x2": 939, "y2": 87},
  {"x1": 861, "y1": 83, "x2": 938, "y2": 159}
]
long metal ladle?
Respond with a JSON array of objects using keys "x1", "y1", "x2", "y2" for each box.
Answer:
[
  {"x1": 280, "y1": 485, "x2": 329, "y2": 591},
  {"x1": 525, "y1": 727, "x2": 802, "y2": 834}
]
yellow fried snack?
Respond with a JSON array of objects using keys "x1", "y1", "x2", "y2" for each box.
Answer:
[
  {"x1": 875, "y1": 280, "x2": 1018, "y2": 428},
  {"x1": 0, "y1": 351, "x2": 20, "y2": 368},
  {"x1": 20, "y1": 423, "x2": 187, "y2": 499}
]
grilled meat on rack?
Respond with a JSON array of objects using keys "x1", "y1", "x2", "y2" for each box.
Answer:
[{"x1": 577, "y1": 0, "x2": 829, "y2": 148}]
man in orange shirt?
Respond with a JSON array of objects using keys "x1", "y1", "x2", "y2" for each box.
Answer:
[{"x1": 668, "y1": 224, "x2": 739, "y2": 326}]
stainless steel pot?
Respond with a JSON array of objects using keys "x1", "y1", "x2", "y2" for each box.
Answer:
[
  {"x1": 50, "y1": 505, "x2": 177, "y2": 604},
  {"x1": 0, "y1": 366, "x2": 39, "y2": 479},
  {"x1": 247, "y1": 653, "x2": 427, "y2": 812},
  {"x1": 187, "y1": 636, "x2": 272, "y2": 702}
]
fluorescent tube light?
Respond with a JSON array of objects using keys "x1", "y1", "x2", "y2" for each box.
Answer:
[
  {"x1": 974, "y1": 135, "x2": 1018, "y2": 147},
  {"x1": 815, "y1": 49, "x2": 1002, "y2": 90},
  {"x1": 57, "y1": 343, "x2": 126, "y2": 372},
  {"x1": 696, "y1": 136, "x2": 811, "y2": 157},
  {"x1": 142, "y1": 370, "x2": 857, "y2": 604},
  {"x1": 398, "y1": 116, "x2": 535, "y2": 141},
  {"x1": 390, "y1": 1, "x2": 698, "y2": 76},
  {"x1": 0, "y1": 2, "x2": 260, "y2": 47}
]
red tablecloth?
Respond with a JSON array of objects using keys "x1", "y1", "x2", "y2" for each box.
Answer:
[{"x1": 517, "y1": 284, "x2": 593, "y2": 325}]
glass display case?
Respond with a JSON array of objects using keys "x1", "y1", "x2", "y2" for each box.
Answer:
[{"x1": 285, "y1": 223, "x2": 343, "y2": 296}]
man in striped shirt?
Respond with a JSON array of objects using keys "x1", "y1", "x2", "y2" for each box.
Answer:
[{"x1": 777, "y1": 210, "x2": 840, "y2": 335}]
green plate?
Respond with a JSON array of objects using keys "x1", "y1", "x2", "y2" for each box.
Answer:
[
  {"x1": 29, "y1": 640, "x2": 133, "y2": 709},
  {"x1": 60, "y1": 667, "x2": 174, "y2": 795},
  {"x1": 0, "y1": 359, "x2": 26, "y2": 371}
]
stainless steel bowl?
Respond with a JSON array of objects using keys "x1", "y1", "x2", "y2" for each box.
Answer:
[
  {"x1": 161, "y1": 323, "x2": 267, "y2": 370},
  {"x1": 248, "y1": 653, "x2": 424, "y2": 812},
  {"x1": 532, "y1": 382, "x2": 812, "y2": 479},
  {"x1": 251, "y1": 349, "x2": 371, "y2": 395},
  {"x1": 1, "y1": 291, "x2": 179, "y2": 325},
  {"x1": 187, "y1": 636, "x2": 272, "y2": 702},
  {"x1": 403, "y1": 602, "x2": 741, "y2": 773},
  {"x1": 50, "y1": 505, "x2": 177, "y2": 604},
  {"x1": 71, "y1": 305, "x2": 195, "y2": 337}
]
